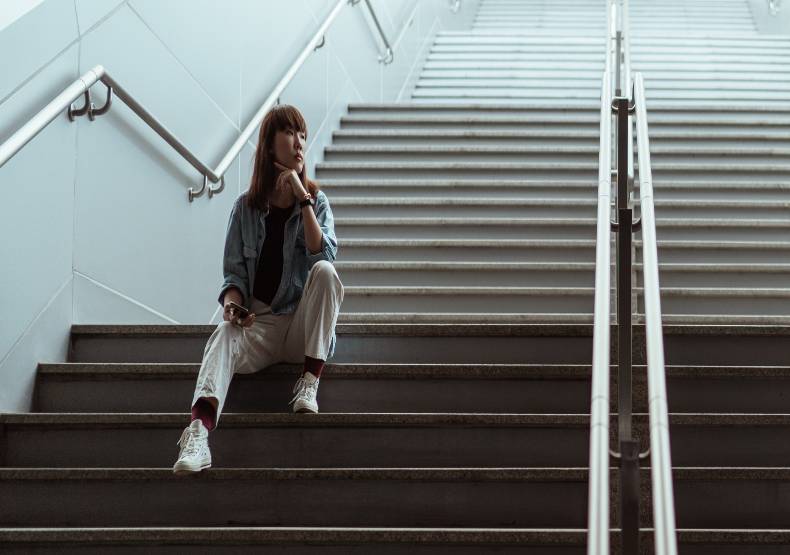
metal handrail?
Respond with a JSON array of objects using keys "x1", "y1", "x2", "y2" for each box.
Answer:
[
  {"x1": 2, "y1": 0, "x2": 448, "y2": 201},
  {"x1": 587, "y1": 70, "x2": 614, "y2": 555},
  {"x1": 0, "y1": 0, "x2": 347, "y2": 201},
  {"x1": 587, "y1": 1, "x2": 618, "y2": 551},
  {"x1": 352, "y1": 0, "x2": 394, "y2": 64},
  {"x1": 622, "y1": 0, "x2": 634, "y2": 186},
  {"x1": 633, "y1": 71, "x2": 678, "y2": 555}
]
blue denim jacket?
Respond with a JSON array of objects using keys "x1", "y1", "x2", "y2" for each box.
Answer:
[{"x1": 217, "y1": 189, "x2": 339, "y2": 359}]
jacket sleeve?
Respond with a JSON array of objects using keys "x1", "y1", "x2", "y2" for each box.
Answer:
[
  {"x1": 304, "y1": 190, "x2": 338, "y2": 269},
  {"x1": 217, "y1": 196, "x2": 250, "y2": 307}
]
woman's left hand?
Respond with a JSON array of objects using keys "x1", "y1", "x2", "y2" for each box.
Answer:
[{"x1": 274, "y1": 161, "x2": 308, "y2": 199}]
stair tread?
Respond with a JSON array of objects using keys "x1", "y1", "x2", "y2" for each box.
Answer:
[
  {"x1": 5, "y1": 412, "x2": 790, "y2": 426},
  {"x1": 1, "y1": 467, "x2": 788, "y2": 480}
]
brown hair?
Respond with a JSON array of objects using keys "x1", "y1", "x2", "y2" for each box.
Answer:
[{"x1": 246, "y1": 104, "x2": 320, "y2": 212}]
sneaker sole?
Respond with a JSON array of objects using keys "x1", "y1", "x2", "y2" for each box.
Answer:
[
  {"x1": 172, "y1": 459, "x2": 212, "y2": 475},
  {"x1": 293, "y1": 401, "x2": 318, "y2": 413}
]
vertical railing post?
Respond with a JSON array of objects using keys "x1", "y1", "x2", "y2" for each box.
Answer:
[{"x1": 613, "y1": 92, "x2": 640, "y2": 555}]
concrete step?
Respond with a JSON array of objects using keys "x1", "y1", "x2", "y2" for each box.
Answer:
[
  {"x1": 334, "y1": 217, "x2": 790, "y2": 241},
  {"x1": 647, "y1": 199, "x2": 790, "y2": 219},
  {"x1": 331, "y1": 129, "x2": 603, "y2": 147},
  {"x1": 10, "y1": 528, "x2": 777, "y2": 555},
  {"x1": 420, "y1": 70, "x2": 790, "y2": 83},
  {"x1": 416, "y1": 79, "x2": 790, "y2": 94},
  {"x1": 427, "y1": 52, "x2": 607, "y2": 61},
  {"x1": 316, "y1": 162, "x2": 598, "y2": 180},
  {"x1": 335, "y1": 238, "x2": 790, "y2": 264},
  {"x1": 339, "y1": 286, "x2": 597, "y2": 314},
  {"x1": 411, "y1": 88, "x2": 602, "y2": 101},
  {"x1": 334, "y1": 218, "x2": 599, "y2": 240},
  {"x1": 34, "y1": 362, "x2": 595, "y2": 414},
  {"x1": 429, "y1": 45, "x2": 607, "y2": 54},
  {"x1": 67, "y1": 324, "x2": 790, "y2": 365},
  {"x1": 35, "y1": 361, "x2": 790, "y2": 414},
  {"x1": 642, "y1": 287, "x2": 790, "y2": 317},
  {"x1": 326, "y1": 136, "x2": 790, "y2": 152},
  {"x1": 324, "y1": 260, "x2": 597, "y2": 286},
  {"x1": 1, "y1": 467, "x2": 789, "y2": 529},
  {"x1": 0, "y1": 413, "x2": 590, "y2": 469},
  {"x1": 0, "y1": 467, "x2": 590, "y2": 528},
  {"x1": 328, "y1": 198, "x2": 596, "y2": 218},
  {"x1": 333, "y1": 128, "x2": 790, "y2": 151},
  {"x1": 0, "y1": 527, "x2": 596, "y2": 555},
  {"x1": 637, "y1": 64, "x2": 790, "y2": 74},
  {"x1": 642, "y1": 263, "x2": 790, "y2": 288},
  {"x1": 639, "y1": 80, "x2": 790, "y2": 93},
  {"x1": 345, "y1": 103, "x2": 599, "y2": 116},
  {"x1": 321, "y1": 179, "x2": 600, "y2": 199},
  {"x1": 338, "y1": 113, "x2": 790, "y2": 130},
  {"x1": 322, "y1": 145, "x2": 788, "y2": 164},
  {"x1": 334, "y1": 260, "x2": 790, "y2": 289},
  {"x1": 338, "y1": 114, "x2": 600, "y2": 131},
  {"x1": 433, "y1": 35, "x2": 604, "y2": 45},
  {"x1": 629, "y1": 33, "x2": 789, "y2": 44},
  {"x1": 411, "y1": 77, "x2": 602, "y2": 88},
  {"x1": 630, "y1": 24, "x2": 756, "y2": 32},
  {"x1": 319, "y1": 178, "x2": 790, "y2": 201},
  {"x1": 335, "y1": 238, "x2": 597, "y2": 262},
  {"x1": 338, "y1": 286, "x2": 790, "y2": 318},
  {"x1": 471, "y1": 23, "x2": 605, "y2": 30},
  {"x1": 5, "y1": 413, "x2": 789, "y2": 468},
  {"x1": 323, "y1": 145, "x2": 600, "y2": 163},
  {"x1": 636, "y1": 240, "x2": 790, "y2": 264},
  {"x1": 633, "y1": 55, "x2": 790, "y2": 65},
  {"x1": 644, "y1": 163, "x2": 790, "y2": 181},
  {"x1": 67, "y1": 324, "x2": 599, "y2": 364}
]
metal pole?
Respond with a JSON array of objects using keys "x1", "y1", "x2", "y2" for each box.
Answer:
[{"x1": 614, "y1": 93, "x2": 639, "y2": 554}]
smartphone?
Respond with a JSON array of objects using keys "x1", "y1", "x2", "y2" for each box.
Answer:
[{"x1": 226, "y1": 301, "x2": 250, "y2": 321}]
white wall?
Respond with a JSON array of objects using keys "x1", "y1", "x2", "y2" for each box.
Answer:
[
  {"x1": 0, "y1": 0, "x2": 478, "y2": 413},
  {"x1": 748, "y1": 0, "x2": 790, "y2": 33}
]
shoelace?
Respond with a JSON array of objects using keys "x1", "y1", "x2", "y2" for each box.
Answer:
[
  {"x1": 288, "y1": 375, "x2": 319, "y2": 406},
  {"x1": 177, "y1": 425, "x2": 204, "y2": 457}
]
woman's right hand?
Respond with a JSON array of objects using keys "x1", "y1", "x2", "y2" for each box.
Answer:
[
  {"x1": 222, "y1": 289, "x2": 255, "y2": 327},
  {"x1": 224, "y1": 304, "x2": 255, "y2": 327}
]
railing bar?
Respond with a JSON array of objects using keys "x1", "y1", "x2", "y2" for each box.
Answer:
[
  {"x1": 215, "y1": 0, "x2": 346, "y2": 178},
  {"x1": 634, "y1": 71, "x2": 679, "y2": 555},
  {"x1": 4, "y1": 0, "x2": 441, "y2": 197},
  {"x1": 587, "y1": 68, "x2": 613, "y2": 555}
]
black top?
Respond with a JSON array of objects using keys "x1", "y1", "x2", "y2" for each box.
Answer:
[{"x1": 252, "y1": 202, "x2": 294, "y2": 304}]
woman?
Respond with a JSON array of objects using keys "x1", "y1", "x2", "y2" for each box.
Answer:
[{"x1": 173, "y1": 105, "x2": 344, "y2": 475}]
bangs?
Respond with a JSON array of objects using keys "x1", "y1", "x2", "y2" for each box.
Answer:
[{"x1": 271, "y1": 105, "x2": 307, "y2": 136}]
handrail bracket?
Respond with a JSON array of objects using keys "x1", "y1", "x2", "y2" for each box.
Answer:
[{"x1": 68, "y1": 83, "x2": 113, "y2": 122}]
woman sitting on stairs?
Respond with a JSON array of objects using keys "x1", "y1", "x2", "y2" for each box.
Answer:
[{"x1": 173, "y1": 104, "x2": 344, "y2": 475}]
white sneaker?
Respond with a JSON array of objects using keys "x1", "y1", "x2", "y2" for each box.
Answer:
[
  {"x1": 289, "y1": 371, "x2": 320, "y2": 413},
  {"x1": 173, "y1": 419, "x2": 212, "y2": 475}
]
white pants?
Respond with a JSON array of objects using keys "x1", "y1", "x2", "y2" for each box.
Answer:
[{"x1": 191, "y1": 260, "x2": 344, "y2": 426}]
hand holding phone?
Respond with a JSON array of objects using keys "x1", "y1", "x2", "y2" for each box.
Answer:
[{"x1": 224, "y1": 301, "x2": 255, "y2": 327}]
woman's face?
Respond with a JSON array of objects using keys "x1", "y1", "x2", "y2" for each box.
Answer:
[{"x1": 271, "y1": 127, "x2": 306, "y2": 172}]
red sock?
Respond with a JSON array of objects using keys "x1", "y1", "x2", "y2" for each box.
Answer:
[
  {"x1": 191, "y1": 398, "x2": 216, "y2": 431},
  {"x1": 304, "y1": 356, "x2": 325, "y2": 379}
]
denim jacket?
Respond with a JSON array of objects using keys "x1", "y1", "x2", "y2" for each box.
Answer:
[{"x1": 217, "y1": 189, "x2": 339, "y2": 359}]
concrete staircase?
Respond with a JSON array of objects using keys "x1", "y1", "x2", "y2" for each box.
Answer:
[
  {"x1": 629, "y1": 0, "x2": 790, "y2": 323},
  {"x1": 3, "y1": 0, "x2": 790, "y2": 552},
  {"x1": 4, "y1": 326, "x2": 790, "y2": 552}
]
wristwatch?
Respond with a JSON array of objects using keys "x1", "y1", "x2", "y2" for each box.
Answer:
[{"x1": 299, "y1": 193, "x2": 315, "y2": 208}]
